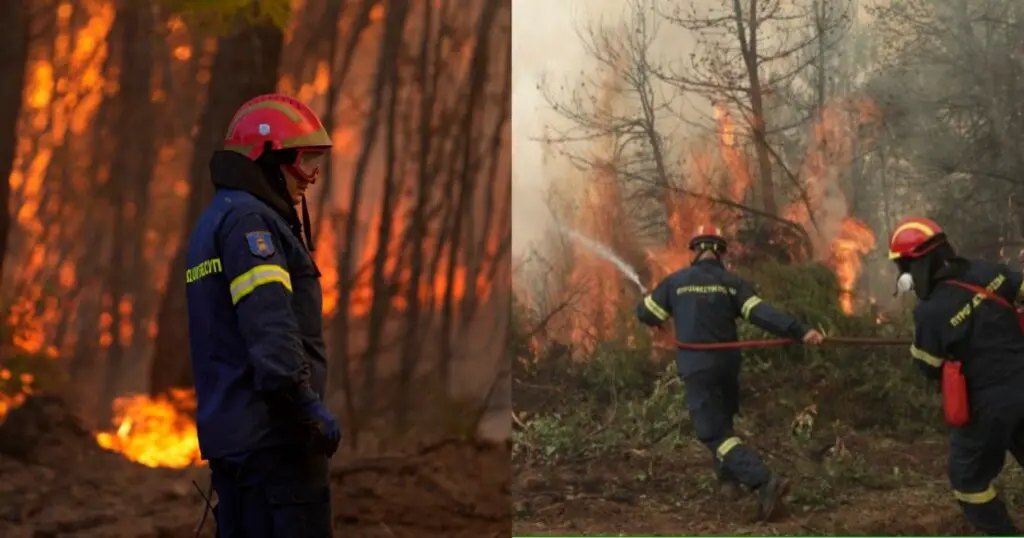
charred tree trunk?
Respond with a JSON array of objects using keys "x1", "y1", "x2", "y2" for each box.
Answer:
[
  {"x1": 437, "y1": 0, "x2": 500, "y2": 393},
  {"x1": 149, "y1": 15, "x2": 287, "y2": 396},
  {"x1": 732, "y1": 0, "x2": 776, "y2": 215},
  {"x1": 393, "y1": 0, "x2": 439, "y2": 433},
  {"x1": 331, "y1": 0, "x2": 407, "y2": 445},
  {"x1": 0, "y1": 0, "x2": 30, "y2": 295},
  {"x1": 320, "y1": 0, "x2": 376, "y2": 439},
  {"x1": 311, "y1": 0, "x2": 358, "y2": 240},
  {"x1": 99, "y1": 4, "x2": 159, "y2": 418}
]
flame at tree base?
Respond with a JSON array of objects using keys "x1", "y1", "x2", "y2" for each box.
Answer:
[
  {"x1": 830, "y1": 218, "x2": 877, "y2": 315},
  {"x1": 95, "y1": 388, "x2": 204, "y2": 469}
]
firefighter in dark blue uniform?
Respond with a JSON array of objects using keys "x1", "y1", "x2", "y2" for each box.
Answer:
[
  {"x1": 185, "y1": 94, "x2": 341, "y2": 538},
  {"x1": 890, "y1": 216, "x2": 1024, "y2": 535},
  {"x1": 636, "y1": 225, "x2": 824, "y2": 521}
]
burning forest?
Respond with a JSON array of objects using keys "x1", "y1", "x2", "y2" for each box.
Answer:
[
  {"x1": 0, "y1": 0, "x2": 511, "y2": 537},
  {"x1": 512, "y1": 0, "x2": 1024, "y2": 535}
]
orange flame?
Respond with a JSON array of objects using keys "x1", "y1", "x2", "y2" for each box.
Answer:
[
  {"x1": 831, "y1": 218, "x2": 877, "y2": 313},
  {"x1": 1, "y1": 0, "x2": 499, "y2": 469},
  {"x1": 94, "y1": 389, "x2": 203, "y2": 469},
  {"x1": 713, "y1": 104, "x2": 751, "y2": 206},
  {"x1": 783, "y1": 97, "x2": 880, "y2": 313},
  {"x1": 0, "y1": 368, "x2": 34, "y2": 423},
  {"x1": 519, "y1": 92, "x2": 883, "y2": 357},
  {"x1": 7, "y1": 0, "x2": 115, "y2": 355}
]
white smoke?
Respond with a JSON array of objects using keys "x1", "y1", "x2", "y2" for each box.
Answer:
[{"x1": 511, "y1": 0, "x2": 586, "y2": 258}]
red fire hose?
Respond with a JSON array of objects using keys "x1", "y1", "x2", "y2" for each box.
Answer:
[{"x1": 674, "y1": 336, "x2": 912, "y2": 350}]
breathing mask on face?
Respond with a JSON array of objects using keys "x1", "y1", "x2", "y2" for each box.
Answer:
[
  {"x1": 894, "y1": 257, "x2": 932, "y2": 299},
  {"x1": 894, "y1": 243, "x2": 957, "y2": 300},
  {"x1": 896, "y1": 272, "x2": 914, "y2": 294}
]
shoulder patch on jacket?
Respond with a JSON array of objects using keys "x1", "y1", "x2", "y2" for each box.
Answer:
[{"x1": 245, "y1": 230, "x2": 275, "y2": 258}]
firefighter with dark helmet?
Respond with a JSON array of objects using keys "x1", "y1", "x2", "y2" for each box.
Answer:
[
  {"x1": 890, "y1": 215, "x2": 1024, "y2": 535},
  {"x1": 635, "y1": 224, "x2": 824, "y2": 521},
  {"x1": 185, "y1": 94, "x2": 340, "y2": 537}
]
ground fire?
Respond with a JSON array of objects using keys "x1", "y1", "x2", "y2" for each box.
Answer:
[{"x1": 94, "y1": 389, "x2": 202, "y2": 469}]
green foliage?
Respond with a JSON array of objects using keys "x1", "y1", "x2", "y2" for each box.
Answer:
[
  {"x1": 736, "y1": 261, "x2": 936, "y2": 436},
  {"x1": 513, "y1": 362, "x2": 687, "y2": 464},
  {"x1": 738, "y1": 262, "x2": 841, "y2": 328},
  {"x1": 157, "y1": 0, "x2": 292, "y2": 31}
]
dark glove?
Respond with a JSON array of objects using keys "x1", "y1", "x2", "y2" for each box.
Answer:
[{"x1": 297, "y1": 392, "x2": 342, "y2": 457}]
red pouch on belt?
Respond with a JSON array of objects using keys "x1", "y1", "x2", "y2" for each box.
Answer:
[
  {"x1": 941, "y1": 360, "x2": 970, "y2": 427},
  {"x1": 940, "y1": 279, "x2": 1020, "y2": 427}
]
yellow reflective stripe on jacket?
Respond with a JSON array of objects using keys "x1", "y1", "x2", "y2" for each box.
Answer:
[
  {"x1": 643, "y1": 295, "x2": 669, "y2": 321},
  {"x1": 949, "y1": 274, "x2": 1006, "y2": 326},
  {"x1": 229, "y1": 264, "x2": 293, "y2": 305},
  {"x1": 717, "y1": 436, "x2": 742, "y2": 459},
  {"x1": 675, "y1": 284, "x2": 730, "y2": 295},
  {"x1": 955, "y1": 485, "x2": 997, "y2": 504},
  {"x1": 910, "y1": 345, "x2": 943, "y2": 368},
  {"x1": 1018, "y1": 277, "x2": 1024, "y2": 301},
  {"x1": 740, "y1": 296, "x2": 762, "y2": 320}
]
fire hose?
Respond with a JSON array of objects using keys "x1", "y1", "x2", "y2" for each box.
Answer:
[{"x1": 675, "y1": 336, "x2": 911, "y2": 350}]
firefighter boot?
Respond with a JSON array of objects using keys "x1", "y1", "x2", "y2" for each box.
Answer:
[
  {"x1": 714, "y1": 458, "x2": 743, "y2": 501},
  {"x1": 718, "y1": 477, "x2": 743, "y2": 501},
  {"x1": 755, "y1": 474, "x2": 790, "y2": 522}
]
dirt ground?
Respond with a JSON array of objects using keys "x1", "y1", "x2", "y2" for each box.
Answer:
[
  {"x1": 511, "y1": 426, "x2": 1024, "y2": 536},
  {"x1": 0, "y1": 397, "x2": 510, "y2": 538}
]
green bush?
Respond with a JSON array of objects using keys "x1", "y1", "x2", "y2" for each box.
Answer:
[{"x1": 735, "y1": 262, "x2": 935, "y2": 436}]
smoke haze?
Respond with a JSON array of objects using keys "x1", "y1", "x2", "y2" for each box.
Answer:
[{"x1": 511, "y1": 0, "x2": 711, "y2": 261}]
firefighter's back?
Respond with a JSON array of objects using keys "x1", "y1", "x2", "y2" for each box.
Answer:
[
  {"x1": 926, "y1": 259, "x2": 1024, "y2": 404},
  {"x1": 667, "y1": 260, "x2": 744, "y2": 376}
]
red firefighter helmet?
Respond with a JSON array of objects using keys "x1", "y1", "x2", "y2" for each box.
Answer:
[
  {"x1": 888, "y1": 216, "x2": 946, "y2": 261},
  {"x1": 223, "y1": 94, "x2": 332, "y2": 181},
  {"x1": 689, "y1": 224, "x2": 727, "y2": 252}
]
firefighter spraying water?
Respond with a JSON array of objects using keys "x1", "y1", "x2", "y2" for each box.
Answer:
[{"x1": 635, "y1": 224, "x2": 825, "y2": 521}]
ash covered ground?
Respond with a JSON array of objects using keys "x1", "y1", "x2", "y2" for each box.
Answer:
[{"x1": 0, "y1": 397, "x2": 510, "y2": 538}]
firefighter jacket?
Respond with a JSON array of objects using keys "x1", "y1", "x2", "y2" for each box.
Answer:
[
  {"x1": 185, "y1": 151, "x2": 327, "y2": 460},
  {"x1": 636, "y1": 258, "x2": 812, "y2": 377},
  {"x1": 910, "y1": 259, "x2": 1024, "y2": 407}
]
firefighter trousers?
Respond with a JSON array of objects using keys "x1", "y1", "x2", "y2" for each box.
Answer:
[
  {"x1": 684, "y1": 367, "x2": 771, "y2": 490},
  {"x1": 948, "y1": 404, "x2": 1024, "y2": 536},
  {"x1": 210, "y1": 444, "x2": 333, "y2": 538}
]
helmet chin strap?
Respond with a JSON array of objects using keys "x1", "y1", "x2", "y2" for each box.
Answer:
[
  {"x1": 300, "y1": 194, "x2": 314, "y2": 252},
  {"x1": 691, "y1": 247, "x2": 722, "y2": 263}
]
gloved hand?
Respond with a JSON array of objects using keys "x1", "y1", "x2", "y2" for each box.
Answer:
[
  {"x1": 802, "y1": 329, "x2": 825, "y2": 345},
  {"x1": 298, "y1": 395, "x2": 342, "y2": 457}
]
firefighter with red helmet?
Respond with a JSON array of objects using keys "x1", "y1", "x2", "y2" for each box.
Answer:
[
  {"x1": 184, "y1": 94, "x2": 340, "y2": 537},
  {"x1": 635, "y1": 225, "x2": 824, "y2": 521},
  {"x1": 890, "y1": 216, "x2": 1024, "y2": 535}
]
